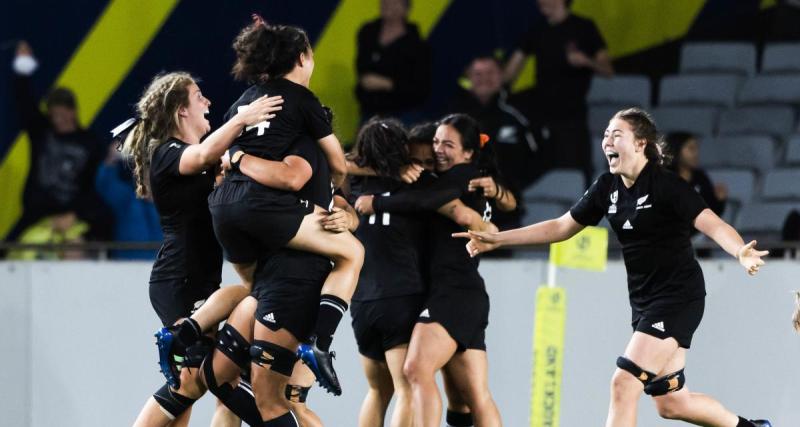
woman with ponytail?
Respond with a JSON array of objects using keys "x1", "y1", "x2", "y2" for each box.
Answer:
[
  {"x1": 124, "y1": 71, "x2": 282, "y2": 427},
  {"x1": 456, "y1": 107, "x2": 772, "y2": 427}
]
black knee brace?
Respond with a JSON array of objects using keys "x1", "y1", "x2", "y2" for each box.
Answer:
[
  {"x1": 216, "y1": 323, "x2": 252, "y2": 373},
  {"x1": 644, "y1": 369, "x2": 686, "y2": 396},
  {"x1": 285, "y1": 384, "x2": 311, "y2": 403},
  {"x1": 184, "y1": 336, "x2": 214, "y2": 368},
  {"x1": 153, "y1": 383, "x2": 197, "y2": 419},
  {"x1": 250, "y1": 340, "x2": 297, "y2": 377},
  {"x1": 616, "y1": 356, "x2": 657, "y2": 386}
]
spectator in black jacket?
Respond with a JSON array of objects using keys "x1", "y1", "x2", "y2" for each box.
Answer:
[
  {"x1": 355, "y1": 0, "x2": 431, "y2": 122},
  {"x1": 7, "y1": 41, "x2": 111, "y2": 243},
  {"x1": 665, "y1": 132, "x2": 727, "y2": 219}
]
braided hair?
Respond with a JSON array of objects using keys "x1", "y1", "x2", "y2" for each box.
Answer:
[{"x1": 121, "y1": 72, "x2": 195, "y2": 197}]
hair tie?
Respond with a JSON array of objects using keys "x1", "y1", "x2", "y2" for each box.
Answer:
[{"x1": 479, "y1": 133, "x2": 490, "y2": 148}]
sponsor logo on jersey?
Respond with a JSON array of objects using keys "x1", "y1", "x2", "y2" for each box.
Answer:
[
  {"x1": 622, "y1": 219, "x2": 633, "y2": 230},
  {"x1": 610, "y1": 190, "x2": 618, "y2": 204},
  {"x1": 636, "y1": 194, "x2": 652, "y2": 210},
  {"x1": 263, "y1": 312, "x2": 276, "y2": 323},
  {"x1": 419, "y1": 308, "x2": 430, "y2": 318},
  {"x1": 651, "y1": 321, "x2": 665, "y2": 332},
  {"x1": 168, "y1": 142, "x2": 181, "y2": 149}
]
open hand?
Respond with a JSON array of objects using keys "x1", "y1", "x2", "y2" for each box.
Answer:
[
  {"x1": 237, "y1": 95, "x2": 283, "y2": 127},
  {"x1": 737, "y1": 240, "x2": 768, "y2": 276}
]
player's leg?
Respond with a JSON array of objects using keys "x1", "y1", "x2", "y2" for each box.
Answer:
[
  {"x1": 250, "y1": 321, "x2": 302, "y2": 426},
  {"x1": 357, "y1": 356, "x2": 394, "y2": 427},
  {"x1": 286, "y1": 362, "x2": 323, "y2": 427},
  {"x1": 442, "y1": 350, "x2": 501, "y2": 427},
  {"x1": 402, "y1": 322, "x2": 458, "y2": 427}
]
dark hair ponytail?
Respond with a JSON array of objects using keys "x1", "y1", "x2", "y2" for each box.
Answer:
[
  {"x1": 437, "y1": 113, "x2": 502, "y2": 178},
  {"x1": 353, "y1": 117, "x2": 411, "y2": 180},
  {"x1": 231, "y1": 18, "x2": 310, "y2": 84},
  {"x1": 614, "y1": 107, "x2": 671, "y2": 167}
]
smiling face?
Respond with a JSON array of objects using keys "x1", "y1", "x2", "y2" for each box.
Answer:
[
  {"x1": 467, "y1": 58, "x2": 503, "y2": 102},
  {"x1": 433, "y1": 124, "x2": 473, "y2": 172},
  {"x1": 178, "y1": 83, "x2": 211, "y2": 137},
  {"x1": 602, "y1": 117, "x2": 647, "y2": 176},
  {"x1": 408, "y1": 141, "x2": 435, "y2": 171}
]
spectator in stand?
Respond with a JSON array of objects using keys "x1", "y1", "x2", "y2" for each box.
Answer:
[
  {"x1": 504, "y1": 0, "x2": 613, "y2": 183},
  {"x1": 448, "y1": 54, "x2": 537, "y2": 232},
  {"x1": 95, "y1": 144, "x2": 162, "y2": 260},
  {"x1": 665, "y1": 132, "x2": 727, "y2": 220},
  {"x1": 7, "y1": 40, "x2": 112, "y2": 244},
  {"x1": 355, "y1": 0, "x2": 431, "y2": 122},
  {"x1": 6, "y1": 212, "x2": 88, "y2": 260}
]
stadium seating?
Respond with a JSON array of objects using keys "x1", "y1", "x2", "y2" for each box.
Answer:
[
  {"x1": 761, "y1": 43, "x2": 800, "y2": 74},
  {"x1": 521, "y1": 201, "x2": 567, "y2": 226},
  {"x1": 761, "y1": 168, "x2": 800, "y2": 201},
  {"x1": 680, "y1": 42, "x2": 757, "y2": 76},
  {"x1": 707, "y1": 168, "x2": 756, "y2": 206},
  {"x1": 651, "y1": 106, "x2": 718, "y2": 137},
  {"x1": 717, "y1": 106, "x2": 795, "y2": 139},
  {"x1": 587, "y1": 75, "x2": 651, "y2": 108},
  {"x1": 702, "y1": 135, "x2": 775, "y2": 174},
  {"x1": 522, "y1": 169, "x2": 586, "y2": 204},
  {"x1": 588, "y1": 105, "x2": 620, "y2": 135},
  {"x1": 735, "y1": 202, "x2": 799, "y2": 236},
  {"x1": 737, "y1": 75, "x2": 800, "y2": 106},
  {"x1": 659, "y1": 74, "x2": 741, "y2": 108},
  {"x1": 785, "y1": 135, "x2": 800, "y2": 165}
]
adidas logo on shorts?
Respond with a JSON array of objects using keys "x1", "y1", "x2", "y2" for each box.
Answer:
[
  {"x1": 651, "y1": 321, "x2": 665, "y2": 332},
  {"x1": 419, "y1": 309, "x2": 430, "y2": 318},
  {"x1": 263, "y1": 312, "x2": 276, "y2": 323}
]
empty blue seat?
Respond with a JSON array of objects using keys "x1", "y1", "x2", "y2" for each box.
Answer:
[
  {"x1": 680, "y1": 42, "x2": 756, "y2": 76},
  {"x1": 660, "y1": 74, "x2": 740, "y2": 108},
  {"x1": 707, "y1": 168, "x2": 756, "y2": 205},
  {"x1": 735, "y1": 202, "x2": 799, "y2": 235},
  {"x1": 588, "y1": 105, "x2": 621, "y2": 135},
  {"x1": 521, "y1": 201, "x2": 568, "y2": 226},
  {"x1": 761, "y1": 43, "x2": 800, "y2": 74},
  {"x1": 587, "y1": 75, "x2": 651, "y2": 108},
  {"x1": 785, "y1": 135, "x2": 800, "y2": 165},
  {"x1": 708, "y1": 136, "x2": 776, "y2": 174},
  {"x1": 651, "y1": 106, "x2": 718, "y2": 137},
  {"x1": 717, "y1": 107, "x2": 795, "y2": 139},
  {"x1": 737, "y1": 75, "x2": 800, "y2": 106},
  {"x1": 522, "y1": 169, "x2": 585, "y2": 204},
  {"x1": 762, "y1": 168, "x2": 800, "y2": 201}
]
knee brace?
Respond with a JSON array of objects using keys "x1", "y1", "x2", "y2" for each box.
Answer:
[
  {"x1": 153, "y1": 383, "x2": 197, "y2": 419},
  {"x1": 285, "y1": 384, "x2": 311, "y2": 403},
  {"x1": 181, "y1": 335, "x2": 213, "y2": 369},
  {"x1": 616, "y1": 356, "x2": 657, "y2": 386},
  {"x1": 216, "y1": 323, "x2": 252, "y2": 373},
  {"x1": 203, "y1": 359, "x2": 263, "y2": 425},
  {"x1": 644, "y1": 369, "x2": 686, "y2": 396},
  {"x1": 250, "y1": 340, "x2": 297, "y2": 377}
]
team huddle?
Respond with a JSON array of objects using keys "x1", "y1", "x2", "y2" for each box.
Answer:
[{"x1": 123, "y1": 17, "x2": 772, "y2": 427}]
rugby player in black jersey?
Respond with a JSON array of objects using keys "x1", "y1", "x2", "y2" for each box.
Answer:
[
  {"x1": 356, "y1": 114, "x2": 502, "y2": 427},
  {"x1": 121, "y1": 72, "x2": 281, "y2": 427},
  {"x1": 456, "y1": 108, "x2": 771, "y2": 427},
  {"x1": 199, "y1": 133, "x2": 357, "y2": 427},
  {"x1": 208, "y1": 17, "x2": 364, "y2": 395}
]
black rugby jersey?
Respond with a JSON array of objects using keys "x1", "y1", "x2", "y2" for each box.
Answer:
[
  {"x1": 570, "y1": 162, "x2": 708, "y2": 312},
  {"x1": 216, "y1": 78, "x2": 332, "y2": 208},
  {"x1": 149, "y1": 138, "x2": 222, "y2": 284},
  {"x1": 349, "y1": 175, "x2": 430, "y2": 302},
  {"x1": 258, "y1": 135, "x2": 334, "y2": 283},
  {"x1": 374, "y1": 163, "x2": 491, "y2": 291}
]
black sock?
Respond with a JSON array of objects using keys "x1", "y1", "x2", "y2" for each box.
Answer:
[
  {"x1": 263, "y1": 411, "x2": 299, "y2": 426},
  {"x1": 177, "y1": 318, "x2": 202, "y2": 346},
  {"x1": 446, "y1": 410, "x2": 474, "y2": 427},
  {"x1": 737, "y1": 416, "x2": 755, "y2": 427},
  {"x1": 313, "y1": 295, "x2": 348, "y2": 351}
]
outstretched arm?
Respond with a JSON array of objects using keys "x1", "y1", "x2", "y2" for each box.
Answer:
[
  {"x1": 453, "y1": 211, "x2": 584, "y2": 257},
  {"x1": 694, "y1": 208, "x2": 768, "y2": 276}
]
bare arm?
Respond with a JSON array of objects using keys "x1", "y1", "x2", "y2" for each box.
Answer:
[
  {"x1": 694, "y1": 208, "x2": 768, "y2": 275},
  {"x1": 468, "y1": 176, "x2": 517, "y2": 212},
  {"x1": 453, "y1": 212, "x2": 585, "y2": 257},
  {"x1": 503, "y1": 50, "x2": 528, "y2": 84},
  {"x1": 437, "y1": 199, "x2": 495, "y2": 232},
  {"x1": 591, "y1": 49, "x2": 614, "y2": 77},
  {"x1": 317, "y1": 134, "x2": 347, "y2": 188},
  {"x1": 178, "y1": 95, "x2": 283, "y2": 175},
  {"x1": 237, "y1": 153, "x2": 312, "y2": 192}
]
